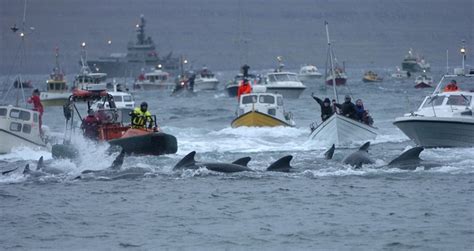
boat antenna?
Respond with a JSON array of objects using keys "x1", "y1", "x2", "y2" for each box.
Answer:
[
  {"x1": 446, "y1": 49, "x2": 449, "y2": 74},
  {"x1": 325, "y1": 21, "x2": 338, "y2": 103}
]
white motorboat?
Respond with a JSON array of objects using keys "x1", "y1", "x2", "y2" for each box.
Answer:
[
  {"x1": 90, "y1": 85, "x2": 135, "y2": 110},
  {"x1": 261, "y1": 72, "x2": 306, "y2": 99},
  {"x1": 414, "y1": 73, "x2": 433, "y2": 88},
  {"x1": 394, "y1": 71, "x2": 474, "y2": 147},
  {"x1": 309, "y1": 22, "x2": 377, "y2": 147},
  {"x1": 231, "y1": 86, "x2": 295, "y2": 128},
  {"x1": 391, "y1": 67, "x2": 410, "y2": 79},
  {"x1": 225, "y1": 73, "x2": 260, "y2": 97},
  {"x1": 298, "y1": 65, "x2": 322, "y2": 83},
  {"x1": 193, "y1": 67, "x2": 220, "y2": 91},
  {"x1": 134, "y1": 68, "x2": 175, "y2": 91},
  {"x1": 40, "y1": 49, "x2": 70, "y2": 107}
]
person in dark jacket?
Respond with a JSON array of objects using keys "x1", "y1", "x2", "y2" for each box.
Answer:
[
  {"x1": 336, "y1": 95, "x2": 358, "y2": 120},
  {"x1": 81, "y1": 109, "x2": 100, "y2": 140},
  {"x1": 312, "y1": 93, "x2": 334, "y2": 122}
]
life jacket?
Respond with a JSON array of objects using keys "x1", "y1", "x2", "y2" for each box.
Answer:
[
  {"x1": 237, "y1": 83, "x2": 252, "y2": 99},
  {"x1": 131, "y1": 107, "x2": 152, "y2": 128},
  {"x1": 444, "y1": 84, "x2": 459, "y2": 92}
]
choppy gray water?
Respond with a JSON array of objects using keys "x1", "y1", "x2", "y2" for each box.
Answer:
[
  {"x1": 1, "y1": 0, "x2": 474, "y2": 249},
  {"x1": 1, "y1": 69, "x2": 473, "y2": 250}
]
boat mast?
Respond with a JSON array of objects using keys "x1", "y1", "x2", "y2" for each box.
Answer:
[
  {"x1": 325, "y1": 21, "x2": 338, "y2": 103},
  {"x1": 460, "y1": 40, "x2": 466, "y2": 72}
]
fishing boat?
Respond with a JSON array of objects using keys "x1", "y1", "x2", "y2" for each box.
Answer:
[
  {"x1": 298, "y1": 65, "x2": 322, "y2": 84},
  {"x1": 13, "y1": 80, "x2": 33, "y2": 89},
  {"x1": 414, "y1": 73, "x2": 433, "y2": 88},
  {"x1": 401, "y1": 48, "x2": 431, "y2": 73},
  {"x1": 193, "y1": 67, "x2": 220, "y2": 91},
  {"x1": 74, "y1": 43, "x2": 108, "y2": 92},
  {"x1": 40, "y1": 48, "x2": 70, "y2": 107},
  {"x1": 261, "y1": 71, "x2": 307, "y2": 99},
  {"x1": 362, "y1": 71, "x2": 383, "y2": 83},
  {"x1": 323, "y1": 40, "x2": 347, "y2": 86},
  {"x1": 85, "y1": 15, "x2": 179, "y2": 78},
  {"x1": 231, "y1": 86, "x2": 295, "y2": 128},
  {"x1": 0, "y1": 1, "x2": 48, "y2": 153},
  {"x1": 394, "y1": 44, "x2": 474, "y2": 148},
  {"x1": 52, "y1": 90, "x2": 177, "y2": 158},
  {"x1": 134, "y1": 67, "x2": 175, "y2": 91},
  {"x1": 309, "y1": 22, "x2": 377, "y2": 146},
  {"x1": 391, "y1": 67, "x2": 410, "y2": 79}
]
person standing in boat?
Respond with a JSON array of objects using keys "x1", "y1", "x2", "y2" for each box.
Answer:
[
  {"x1": 311, "y1": 93, "x2": 334, "y2": 122},
  {"x1": 130, "y1": 102, "x2": 154, "y2": 129},
  {"x1": 355, "y1": 99, "x2": 374, "y2": 125},
  {"x1": 237, "y1": 79, "x2": 252, "y2": 100},
  {"x1": 81, "y1": 109, "x2": 100, "y2": 140},
  {"x1": 335, "y1": 95, "x2": 358, "y2": 120},
  {"x1": 444, "y1": 80, "x2": 459, "y2": 92},
  {"x1": 27, "y1": 89, "x2": 44, "y2": 133}
]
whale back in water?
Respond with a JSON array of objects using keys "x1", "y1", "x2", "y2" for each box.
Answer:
[
  {"x1": 387, "y1": 147, "x2": 425, "y2": 170},
  {"x1": 342, "y1": 142, "x2": 374, "y2": 168}
]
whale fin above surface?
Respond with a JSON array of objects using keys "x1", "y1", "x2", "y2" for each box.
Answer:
[
  {"x1": 267, "y1": 155, "x2": 293, "y2": 172},
  {"x1": 173, "y1": 151, "x2": 197, "y2": 170},
  {"x1": 36, "y1": 156, "x2": 44, "y2": 171},
  {"x1": 359, "y1": 141, "x2": 371, "y2": 152},
  {"x1": 388, "y1": 147, "x2": 424, "y2": 166},
  {"x1": 232, "y1": 157, "x2": 251, "y2": 167},
  {"x1": 2, "y1": 167, "x2": 19, "y2": 175},
  {"x1": 23, "y1": 164, "x2": 31, "y2": 174},
  {"x1": 110, "y1": 150, "x2": 126, "y2": 170},
  {"x1": 324, "y1": 144, "x2": 335, "y2": 160}
]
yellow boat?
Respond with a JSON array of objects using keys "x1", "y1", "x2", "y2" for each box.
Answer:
[
  {"x1": 40, "y1": 49, "x2": 71, "y2": 107},
  {"x1": 231, "y1": 90, "x2": 295, "y2": 128}
]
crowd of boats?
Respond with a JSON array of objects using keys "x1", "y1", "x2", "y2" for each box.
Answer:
[{"x1": 1, "y1": 14, "x2": 473, "y2": 161}]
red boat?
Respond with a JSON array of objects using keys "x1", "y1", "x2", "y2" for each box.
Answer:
[{"x1": 52, "y1": 90, "x2": 177, "y2": 158}]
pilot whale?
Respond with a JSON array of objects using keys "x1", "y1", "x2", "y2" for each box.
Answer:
[{"x1": 174, "y1": 151, "x2": 293, "y2": 173}]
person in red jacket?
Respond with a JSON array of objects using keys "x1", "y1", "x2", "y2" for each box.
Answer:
[
  {"x1": 81, "y1": 109, "x2": 100, "y2": 140},
  {"x1": 237, "y1": 79, "x2": 252, "y2": 99},
  {"x1": 444, "y1": 79, "x2": 459, "y2": 92},
  {"x1": 27, "y1": 89, "x2": 44, "y2": 133}
]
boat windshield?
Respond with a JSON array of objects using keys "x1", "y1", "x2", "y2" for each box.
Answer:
[
  {"x1": 123, "y1": 95, "x2": 133, "y2": 102},
  {"x1": 259, "y1": 95, "x2": 275, "y2": 104},
  {"x1": 242, "y1": 95, "x2": 257, "y2": 104},
  {"x1": 446, "y1": 95, "x2": 472, "y2": 106},
  {"x1": 438, "y1": 75, "x2": 474, "y2": 93},
  {"x1": 268, "y1": 74, "x2": 299, "y2": 82},
  {"x1": 0, "y1": 108, "x2": 7, "y2": 116},
  {"x1": 422, "y1": 95, "x2": 445, "y2": 108},
  {"x1": 113, "y1": 96, "x2": 123, "y2": 102}
]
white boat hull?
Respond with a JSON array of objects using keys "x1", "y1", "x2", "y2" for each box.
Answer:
[
  {"x1": 40, "y1": 92, "x2": 71, "y2": 106},
  {"x1": 299, "y1": 74, "x2": 322, "y2": 84},
  {"x1": 265, "y1": 86, "x2": 306, "y2": 99},
  {"x1": 194, "y1": 79, "x2": 219, "y2": 91},
  {"x1": 394, "y1": 116, "x2": 474, "y2": 147},
  {"x1": 309, "y1": 114, "x2": 378, "y2": 146}
]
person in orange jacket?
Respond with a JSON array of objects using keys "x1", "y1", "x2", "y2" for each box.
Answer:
[
  {"x1": 237, "y1": 79, "x2": 252, "y2": 99},
  {"x1": 444, "y1": 79, "x2": 459, "y2": 92}
]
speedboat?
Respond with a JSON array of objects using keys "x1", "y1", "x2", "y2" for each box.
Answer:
[
  {"x1": 134, "y1": 67, "x2": 175, "y2": 91},
  {"x1": 298, "y1": 65, "x2": 322, "y2": 84},
  {"x1": 0, "y1": 105, "x2": 48, "y2": 153},
  {"x1": 231, "y1": 86, "x2": 295, "y2": 128},
  {"x1": 52, "y1": 90, "x2": 177, "y2": 158},
  {"x1": 40, "y1": 49, "x2": 70, "y2": 107},
  {"x1": 193, "y1": 67, "x2": 219, "y2": 91},
  {"x1": 394, "y1": 72, "x2": 474, "y2": 148},
  {"x1": 309, "y1": 22, "x2": 377, "y2": 147},
  {"x1": 362, "y1": 71, "x2": 383, "y2": 83},
  {"x1": 225, "y1": 73, "x2": 259, "y2": 97},
  {"x1": 261, "y1": 72, "x2": 306, "y2": 99},
  {"x1": 401, "y1": 48, "x2": 431, "y2": 73},
  {"x1": 414, "y1": 73, "x2": 433, "y2": 88}
]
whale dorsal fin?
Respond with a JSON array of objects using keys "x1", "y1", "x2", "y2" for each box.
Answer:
[
  {"x1": 267, "y1": 155, "x2": 293, "y2": 172},
  {"x1": 388, "y1": 147, "x2": 424, "y2": 166},
  {"x1": 110, "y1": 150, "x2": 125, "y2": 170},
  {"x1": 324, "y1": 144, "x2": 335, "y2": 160},
  {"x1": 232, "y1": 157, "x2": 251, "y2": 167},
  {"x1": 23, "y1": 164, "x2": 31, "y2": 174},
  {"x1": 174, "y1": 151, "x2": 196, "y2": 169},
  {"x1": 359, "y1": 141, "x2": 371, "y2": 152},
  {"x1": 36, "y1": 156, "x2": 44, "y2": 170}
]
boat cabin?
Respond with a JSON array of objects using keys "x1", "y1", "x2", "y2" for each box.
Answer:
[
  {"x1": 415, "y1": 74, "x2": 474, "y2": 117},
  {"x1": 237, "y1": 91, "x2": 293, "y2": 124},
  {"x1": 0, "y1": 105, "x2": 42, "y2": 143},
  {"x1": 265, "y1": 72, "x2": 300, "y2": 84},
  {"x1": 144, "y1": 70, "x2": 170, "y2": 82},
  {"x1": 299, "y1": 65, "x2": 320, "y2": 75}
]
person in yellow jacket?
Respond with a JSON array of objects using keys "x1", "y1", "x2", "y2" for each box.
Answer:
[{"x1": 130, "y1": 102, "x2": 154, "y2": 129}]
